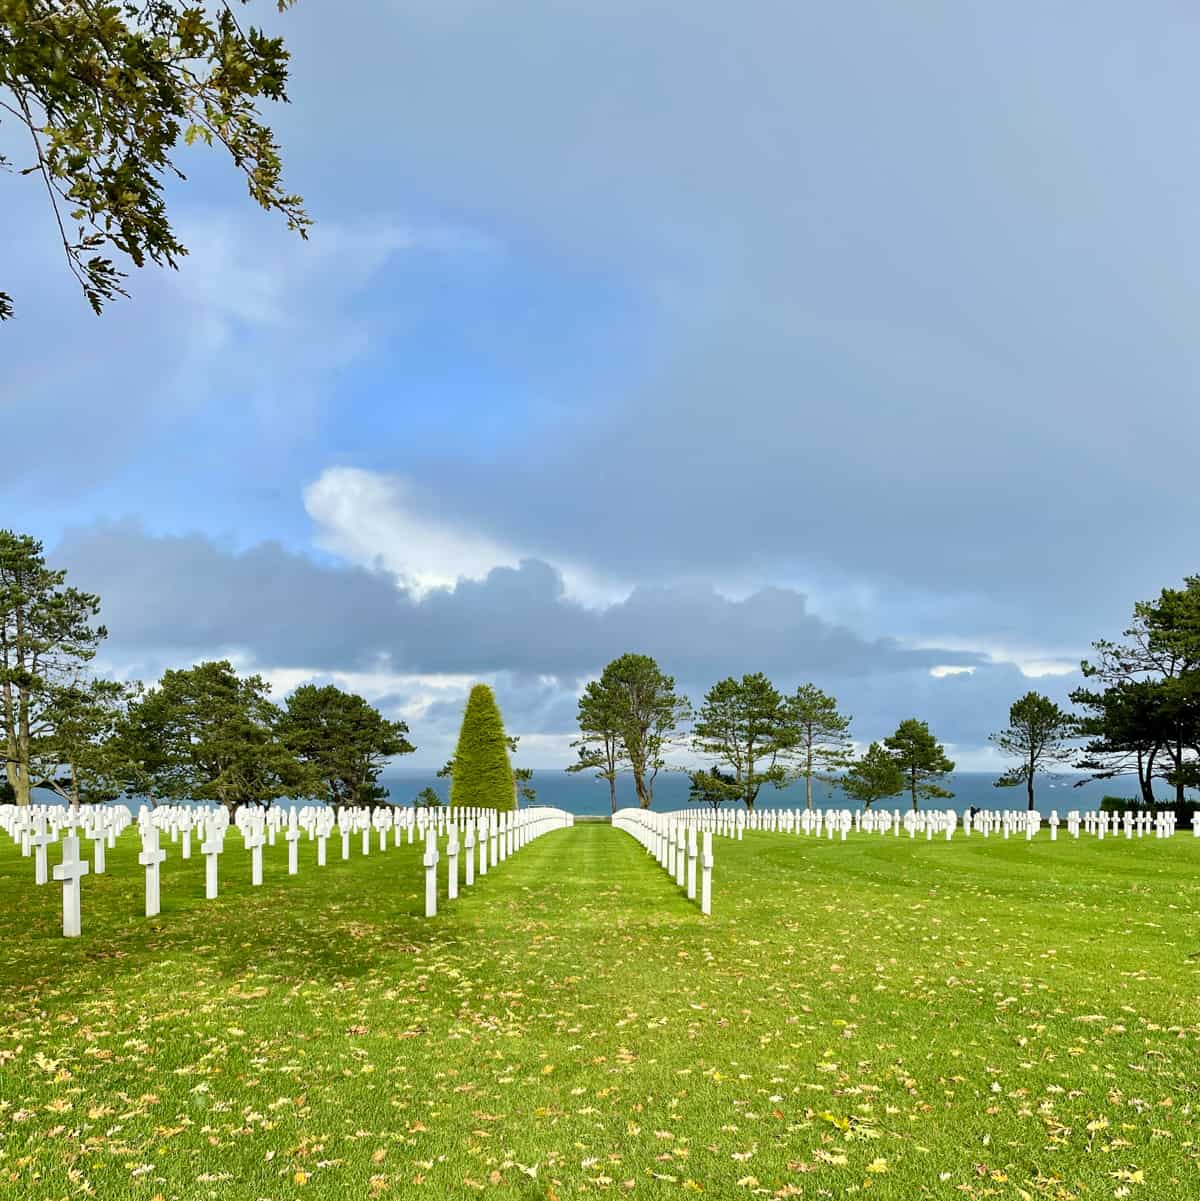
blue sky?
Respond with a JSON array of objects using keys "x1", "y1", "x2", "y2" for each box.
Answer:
[{"x1": 4, "y1": 1, "x2": 1199, "y2": 770}]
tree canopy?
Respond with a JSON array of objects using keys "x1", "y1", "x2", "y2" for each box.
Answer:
[
  {"x1": 118, "y1": 659, "x2": 307, "y2": 809},
  {"x1": 783, "y1": 683, "x2": 853, "y2": 810},
  {"x1": 990, "y1": 691, "x2": 1076, "y2": 810},
  {"x1": 447, "y1": 684, "x2": 514, "y2": 812},
  {"x1": 279, "y1": 683, "x2": 413, "y2": 808},
  {"x1": 883, "y1": 718, "x2": 955, "y2": 812},
  {"x1": 567, "y1": 653, "x2": 687, "y2": 809},
  {"x1": 841, "y1": 741, "x2": 904, "y2": 809},
  {"x1": 686, "y1": 765, "x2": 742, "y2": 810},
  {"x1": 0, "y1": 529, "x2": 107, "y2": 805},
  {"x1": 0, "y1": 0, "x2": 309, "y2": 321},
  {"x1": 692, "y1": 673, "x2": 789, "y2": 809},
  {"x1": 1073, "y1": 578, "x2": 1200, "y2": 803}
]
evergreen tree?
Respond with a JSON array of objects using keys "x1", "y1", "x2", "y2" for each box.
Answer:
[
  {"x1": 568, "y1": 654, "x2": 688, "y2": 809},
  {"x1": 692, "y1": 673, "x2": 788, "y2": 809},
  {"x1": 686, "y1": 765, "x2": 742, "y2": 810},
  {"x1": 883, "y1": 718, "x2": 955, "y2": 812},
  {"x1": 990, "y1": 691, "x2": 1076, "y2": 810},
  {"x1": 119, "y1": 659, "x2": 307, "y2": 810},
  {"x1": 566, "y1": 675, "x2": 627, "y2": 812},
  {"x1": 279, "y1": 684, "x2": 414, "y2": 807},
  {"x1": 448, "y1": 684, "x2": 514, "y2": 811},
  {"x1": 0, "y1": 530, "x2": 106, "y2": 805},
  {"x1": 841, "y1": 742, "x2": 904, "y2": 809},
  {"x1": 1073, "y1": 577, "x2": 1200, "y2": 804},
  {"x1": 783, "y1": 683, "x2": 853, "y2": 810}
]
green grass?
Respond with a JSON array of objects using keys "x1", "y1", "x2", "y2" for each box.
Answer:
[{"x1": 1, "y1": 823, "x2": 1198, "y2": 1200}]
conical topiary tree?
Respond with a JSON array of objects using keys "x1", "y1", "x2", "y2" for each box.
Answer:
[{"x1": 449, "y1": 684, "x2": 514, "y2": 811}]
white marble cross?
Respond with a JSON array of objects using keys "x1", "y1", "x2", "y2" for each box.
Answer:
[
  {"x1": 31, "y1": 820, "x2": 57, "y2": 886},
  {"x1": 285, "y1": 822, "x2": 302, "y2": 876},
  {"x1": 423, "y1": 829, "x2": 439, "y2": 917},
  {"x1": 447, "y1": 826, "x2": 460, "y2": 901},
  {"x1": 464, "y1": 822, "x2": 476, "y2": 887},
  {"x1": 139, "y1": 826, "x2": 167, "y2": 917},
  {"x1": 700, "y1": 830, "x2": 713, "y2": 916},
  {"x1": 90, "y1": 826, "x2": 106, "y2": 874},
  {"x1": 201, "y1": 828, "x2": 224, "y2": 899},
  {"x1": 244, "y1": 825, "x2": 265, "y2": 886},
  {"x1": 686, "y1": 826, "x2": 698, "y2": 901},
  {"x1": 52, "y1": 834, "x2": 89, "y2": 938}
]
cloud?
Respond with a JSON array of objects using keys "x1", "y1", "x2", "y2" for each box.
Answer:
[
  {"x1": 47, "y1": 521, "x2": 1046, "y2": 767},
  {"x1": 305, "y1": 466, "x2": 626, "y2": 606},
  {"x1": 263, "y1": 0, "x2": 1200, "y2": 659}
]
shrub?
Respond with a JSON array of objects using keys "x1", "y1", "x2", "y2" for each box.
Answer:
[
  {"x1": 1100, "y1": 796, "x2": 1199, "y2": 823},
  {"x1": 449, "y1": 684, "x2": 514, "y2": 812}
]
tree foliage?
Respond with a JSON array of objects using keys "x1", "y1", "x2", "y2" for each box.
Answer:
[
  {"x1": 783, "y1": 683, "x2": 853, "y2": 810},
  {"x1": 41, "y1": 675, "x2": 135, "y2": 806},
  {"x1": 119, "y1": 659, "x2": 307, "y2": 810},
  {"x1": 0, "y1": 0, "x2": 310, "y2": 321},
  {"x1": 692, "y1": 673, "x2": 788, "y2": 809},
  {"x1": 0, "y1": 529, "x2": 106, "y2": 805},
  {"x1": 990, "y1": 690, "x2": 1076, "y2": 810},
  {"x1": 883, "y1": 717, "x2": 955, "y2": 812},
  {"x1": 567, "y1": 653, "x2": 687, "y2": 810},
  {"x1": 686, "y1": 764, "x2": 741, "y2": 810},
  {"x1": 1072, "y1": 578, "x2": 1200, "y2": 804},
  {"x1": 413, "y1": 785, "x2": 441, "y2": 809},
  {"x1": 279, "y1": 683, "x2": 413, "y2": 808},
  {"x1": 447, "y1": 683, "x2": 514, "y2": 812},
  {"x1": 841, "y1": 741, "x2": 904, "y2": 809},
  {"x1": 567, "y1": 675, "x2": 625, "y2": 812}
]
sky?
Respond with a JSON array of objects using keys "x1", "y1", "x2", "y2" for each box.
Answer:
[{"x1": 4, "y1": 1, "x2": 1200, "y2": 772}]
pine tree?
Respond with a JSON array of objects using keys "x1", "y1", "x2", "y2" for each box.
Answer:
[
  {"x1": 842, "y1": 742, "x2": 904, "y2": 809},
  {"x1": 883, "y1": 718, "x2": 955, "y2": 812},
  {"x1": 448, "y1": 684, "x2": 514, "y2": 811}
]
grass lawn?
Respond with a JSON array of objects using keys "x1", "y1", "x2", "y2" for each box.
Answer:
[{"x1": 0, "y1": 822, "x2": 1197, "y2": 1200}]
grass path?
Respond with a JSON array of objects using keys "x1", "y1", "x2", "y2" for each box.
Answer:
[{"x1": 0, "y1": 822, "x2": 1197, "y2": 1200}]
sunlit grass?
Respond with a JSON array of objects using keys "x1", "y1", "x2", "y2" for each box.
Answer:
[{"x1": 0, "y1": 822, "x2": 1197, "y2": 1199}]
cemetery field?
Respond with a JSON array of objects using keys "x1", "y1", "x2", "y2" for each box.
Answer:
[{"x1": 1, "y1": 826, "x2": 1198, "y2": 1201}]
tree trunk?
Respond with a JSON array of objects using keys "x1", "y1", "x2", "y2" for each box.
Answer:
[
  {"x1": 910, "y1": 768, "x2": 918, "y2": 812},
  {"x1": 1140, "y1": 747, "x2": 1156, "y2": 805},
  {"x1": 1026, "y1": 760, "x2": 1035, "y2": 811},
  {"x1": 806, "y1": 746, "x2": 813, "y2": 810},
  {"x1": 633, "y1": 765, "x2": 650, "y2": 808},
  {"x1": 608, "y1": 776, "x2": 616, "y2": 813}
]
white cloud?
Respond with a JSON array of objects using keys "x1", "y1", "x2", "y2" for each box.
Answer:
[
  {"x1": 304, "y1": 465, "x2": 626, "y2": 606},
  {"x1": 929, "y1": 665, "x2": 976, "y2": 678},
  {"x1": 908, "y1": 636, "x2": 1081, "y2": 681}
]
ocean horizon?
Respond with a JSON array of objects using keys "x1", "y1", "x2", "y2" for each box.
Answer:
[
  {"x1": 23, "y1": 768, "x2": 1157, "y2": 816},
  {"x1": 375, "y1": 767, "x2": 1136, "y2": 815}
]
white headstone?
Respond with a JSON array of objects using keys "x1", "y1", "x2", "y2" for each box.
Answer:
[
  {"x1": 52, "y1": 834, "x2": 89, "y2": 938},
  {"x1": 138, "y1": 826, "x2": 166, "y2": 917}
]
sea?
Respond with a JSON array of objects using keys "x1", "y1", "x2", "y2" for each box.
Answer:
[
  {"x1": 25, "y1": 769, "x2": 1143, "y2": 815},
  {"x1": 376, "y1": 767, "x2": 1133, "y2": 815}
]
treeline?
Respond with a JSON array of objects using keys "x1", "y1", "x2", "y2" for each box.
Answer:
[
  {"x1": 567, "y1": 655, "x2": 960, "y2": 812},
  {"x1": 570, "y1": 578, "x2": 1200, "y2": 812},
  {"x1": 4, "y1": 529, "x2": 1198, "y2": 813},
  {"x1": 0, "y1": 532, "x2": 413, "y2": 810}
]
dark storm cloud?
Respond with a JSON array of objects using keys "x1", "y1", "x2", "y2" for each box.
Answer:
[{"x1": 52, "y1": 524, "x2": 982, "y2": 682}]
